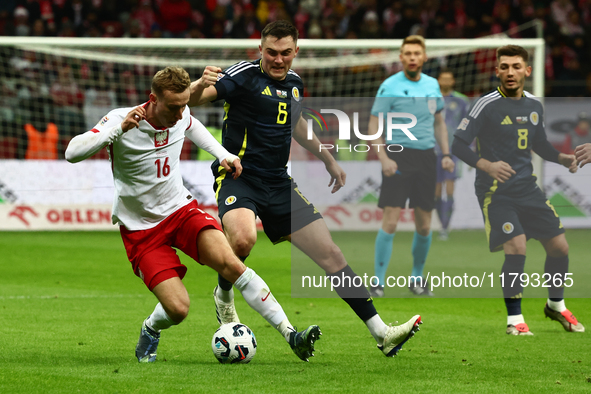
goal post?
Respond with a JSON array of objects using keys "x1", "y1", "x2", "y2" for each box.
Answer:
[{"x1": 0, "y1": 36, "x2": 544, "y2": 161}]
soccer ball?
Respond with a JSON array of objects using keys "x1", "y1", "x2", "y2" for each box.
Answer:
[{"x1": 211, "y1": 322, "x2": 257, "y2": 364}]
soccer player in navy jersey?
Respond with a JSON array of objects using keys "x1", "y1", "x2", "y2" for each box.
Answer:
[
  {"x1": 452, "y1": 45, "x2": 584, "y2": 335},
  {"x1": 189, "y1": 20, "x2": 422, "y2": 357},
  {"x1": 435, "y1": 69, "x2": 469, "y2": 241}
]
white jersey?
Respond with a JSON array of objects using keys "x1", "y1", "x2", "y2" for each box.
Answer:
[{"x1": 66, "y1": 102, "x2": 236, "y2": 231}]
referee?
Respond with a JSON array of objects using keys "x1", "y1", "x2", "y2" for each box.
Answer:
[{"x1": 369, "y1": 35, "x2": 454, "y2": 297}]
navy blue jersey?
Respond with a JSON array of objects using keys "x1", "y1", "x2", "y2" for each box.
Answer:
[
  {"x1": 454, "y1": 87, "x2": 548, "y2": 197},
  {"x1": 213, "y1": 59, "x2": 304, "y2": 178}
]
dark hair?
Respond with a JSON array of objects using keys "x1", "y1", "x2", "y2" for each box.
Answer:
[
  {"x1": 261, "y1": 20, "x2": 299, "y2": 42},
  {"x1": 496, "y1": 45, "x2": 529, "y2": 63}
]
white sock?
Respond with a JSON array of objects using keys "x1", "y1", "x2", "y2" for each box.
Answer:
[
  {"x1": 507, "y1": 314, "x2": 525, "y2": 326},
  {"x1": 365, "y1": 314, "x2": 388, "y2": 346},
  {"x1": 547, "y1": 298, "x2": 566, "y2": 312},
  {"x1": 216, "y1": 286, "x2": 234, "y2": 303},
  {"x1": 233, "y1": 268, "x2": 288, "y2": 328},
  {"x1": 146, "y1": 303, "x2": 175, "y2": 332},
  {"x1": 277, "y1": 318, "x2": 296, "y2": 343}
]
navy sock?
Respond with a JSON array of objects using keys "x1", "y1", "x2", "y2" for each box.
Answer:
[
  {"x1": 501, "y1": 254, "x2": 526, "y2": 316},
  {"x1": 545, "y1": 255, "x2": 569, "y2": 300},
  {"x1": 218, "y1": 255, "x2": 248, "y2": 291},
  {"x1": 328, "y1": 265, "x2": 378, "y2": 322},
  {"x1": 435, "y1": 197, "x2": 444, "y2": 225}
]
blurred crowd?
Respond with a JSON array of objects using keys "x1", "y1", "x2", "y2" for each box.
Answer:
[
  {"x1": 1, "y1": 0, "x2": 590, "y2": 159},
  {"x1": 1, "y1": 0, "x2": 590, "y2": 96}
]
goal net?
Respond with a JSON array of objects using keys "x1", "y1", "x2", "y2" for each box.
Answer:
[{"x1": 0, "y1": 37, "x2": 544, "y2": 160}]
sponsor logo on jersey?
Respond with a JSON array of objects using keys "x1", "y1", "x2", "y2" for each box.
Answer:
[
  {"x1": 428, "y1": 99, "x2": 437, "y2": 115},
  {"x1": 217, "y1": 73, "x2": 225, "y2": 81},
  {"x1": 100, "y1": 116, "x2": 109, "y2": 126},
  {"x1": 530, "y1": 111, "x2": 539, "y2": 125},
  {"x1": 261, "y1": 86, "x2": 272, "y2": 96},
  {"x1": 516, "y1": 116, "x2": 528, "y2": 124},
  {"x1": 501, "y1": 115, "x2": 513, "y2": 125},
  {"x1": 502, "y1": 222, "x2": 514, "y2": 234},
  {"x1": 292, "y1": 87, "x2": 301, "y2": 101},
  {"x1": 225, "y1": 196, "x2": 237, "y2": 205},
  {"x1": 458, "y1": 118, "x2": 470, "y2": 130},
  {"x1": 154, "y1": 130, "x2": 169, "y2": 147},
  {"x1": 276, "y1": 89, "x2": 287, "y2": 98}
]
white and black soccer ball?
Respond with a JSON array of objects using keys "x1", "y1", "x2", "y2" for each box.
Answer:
[{"x1": 211, "y1": 322, "x2": 257, "y2": 364}]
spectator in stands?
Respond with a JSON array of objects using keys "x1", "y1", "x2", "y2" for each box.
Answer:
[
  {"x1": 159, "y1": 0, "x2": 192, "y2": 38},
  {"x1": 13, "y1": 6, "x2": 31, "y2": 36},
  {"x1": 231, "y1": 4, "x2": 262, "y2": 38},
  {"x1": 83, "y1": 72, "x2": 117, "y2": 131},
  {"x1": 132, "y1": 0, "x2": 158, "y2": 38},
  {"x1": 50, "y1": 63, "x2": 85, "y2": 137}
]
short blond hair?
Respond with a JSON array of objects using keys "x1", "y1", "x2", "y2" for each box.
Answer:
[
  {"x1": 401, "y1": 35, "x2": 426, "y2": 51},
  {"x1": 151, "y1": 66, "x2": 191, "y2": 97}
]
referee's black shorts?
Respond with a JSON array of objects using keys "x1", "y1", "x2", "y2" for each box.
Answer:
[
  {"x1": 213, "y1": 168, "x2": 322, "y2": 244},
  {"x1": 378, "y1": 147, "x2": 437, "y2": 211}
]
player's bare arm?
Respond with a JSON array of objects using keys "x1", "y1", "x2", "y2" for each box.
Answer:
[
  {"x1": 557, "y1": 153, "x2": 578, "y2": 173},
  {"x1": 369, "y1": 114, "x2": 398, "y2": 177},
  {"x1": 293, "y1": 115, "x2": 346, "y2": 193},
  {"x1": 574, "y1": 143, "x2": 591, "y2": 168},
  {"x1": 476, "y1": 158, "x2": 516, "y2": 183},
  {"x1": 433, "y1": 112, "x2": 455, "y2": 173},
  {"x1": 188, "y1": 66, "x2": 220, "y2": 106}
]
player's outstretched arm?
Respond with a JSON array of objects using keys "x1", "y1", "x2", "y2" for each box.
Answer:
[
  {"x1": 575, "y1": 143, "x2": 591, "y2": 168},
  {"x1": 293, "y1": 116, "x2": 346, "y2": 193},
  {"x1": 65, "y1": 106, "x2": 145, "y2": 163},
  {"x1": 185, "y1": 116, "x2": 242, "y2": 179},
  {"x1": 368, "y1": 115, "x2": 398, "y2": 177},
  {"x1": 188, "y1": 66, "x2": 220, "y2": 107},
  {"x1": 433, "y1": 112, "x2": 455, "y2": 173}
]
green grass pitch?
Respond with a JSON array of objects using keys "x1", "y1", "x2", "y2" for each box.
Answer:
[{"x1": 0, "y1": 230, "x2": 590, "y2": 393}]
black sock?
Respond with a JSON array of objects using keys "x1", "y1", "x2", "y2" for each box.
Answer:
[
  {"x1": 501, "y1": 254, "x2": 526, "y2": 316},
  {"x1": 505, "y1": 298, "x2": 522, "y2": 317},
  {"x1": 328, "y1": 265, "x2": 378, "y2": 322},
  {"x1": 218, "y1": 255, "x2": 248, "y2": 291},
  {"x1": 218, "y1": 274, "x2": 233, "y2": 291},
  {"x1": 545, "y1": 255, "x2": 568, "y2": 300}
]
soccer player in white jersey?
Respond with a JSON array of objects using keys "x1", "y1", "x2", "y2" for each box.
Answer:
[{"x1": 65, "y1": 66, "x2": 321, "y2": 363}]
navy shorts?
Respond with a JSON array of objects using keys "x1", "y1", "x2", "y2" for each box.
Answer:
[
  {"x1": 213, "y1": 168, "x2": 322, "y2": 244},
  {"x1": 478, "y1": 186, "x2": 565, "y2": 252}
]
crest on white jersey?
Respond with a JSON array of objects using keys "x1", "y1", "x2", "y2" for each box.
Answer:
[{"x1": 155, "y1": 130, "x2": 169, "y2": 147}]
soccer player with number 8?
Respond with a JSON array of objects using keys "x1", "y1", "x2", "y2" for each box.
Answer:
[{"x1": 452, "y1": 45, "x2": 584, "y2": 335}]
